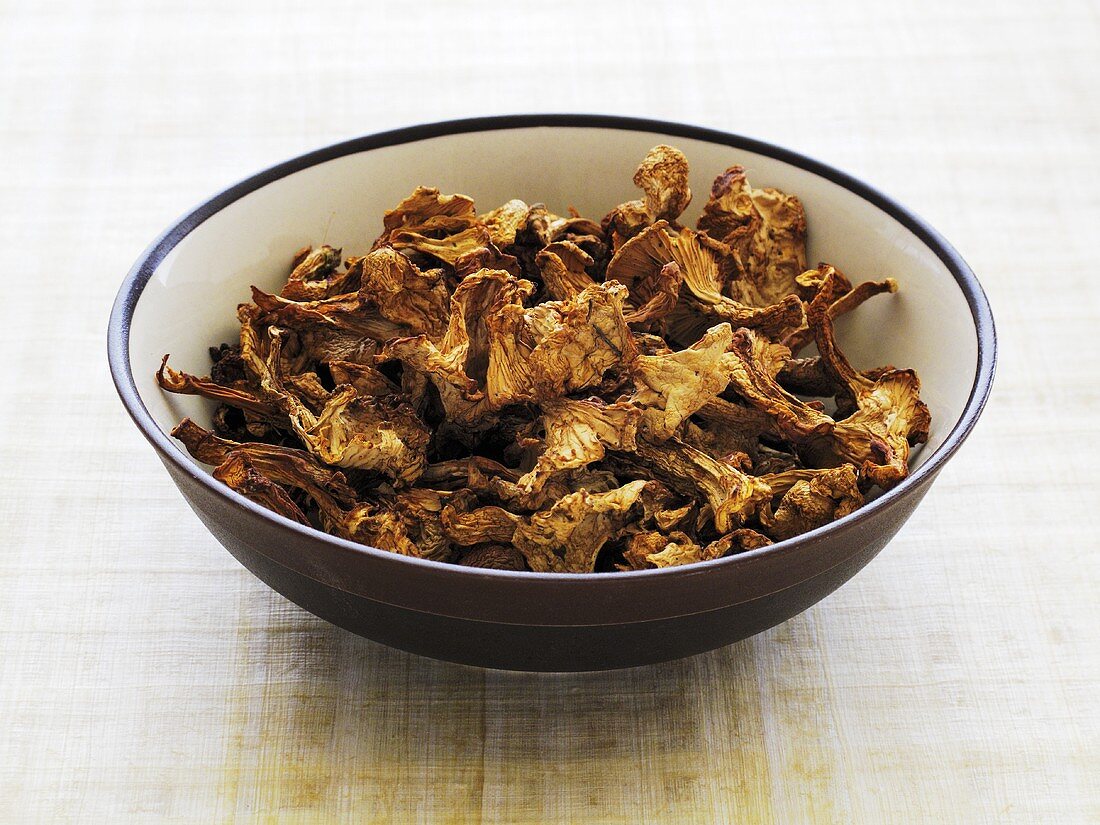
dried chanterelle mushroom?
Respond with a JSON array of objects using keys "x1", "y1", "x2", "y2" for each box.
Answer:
[{"x1": 159, "y1": 145, "x2": 930, "y2": 573}]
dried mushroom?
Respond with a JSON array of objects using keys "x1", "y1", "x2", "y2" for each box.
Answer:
[
  {"x1": 158, "y1": 145, "x2": 929, "y2": 572},
  {"x1": 513, "y1": 481, "x2": 649, "y2": 573},
  {"x1": 698, "y1": 165, "x2": 807, "y2": 305},
  {"x1": 759, "y1": 466, "x2": 863, "y2": 541},
  {"x1": 358, "y1": 247, "x2": 450, "y2": 338},
  {"x1": 602, "y1": 144, "x2": 692, "y2": 250},
  {"x1": 802, "y1": 270, "x2": 931, "y2": 489},
  {"x1": 281, "y1": 245, "x2": 354, "y2": 302},
  {"x1": 515, "y1": 397, "x2": 641, "y2": 495},
  {"x1": 606, "y1": 221, "x2": 804, "y2": 343}
]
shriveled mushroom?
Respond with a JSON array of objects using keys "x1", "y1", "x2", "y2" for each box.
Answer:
[
  {"x1": 378, "y1": 186, "x2": 477, "y2": 240},
  {"x1": 697, "y1": 165, "x2": 807, "y2": 305},
  {"x1": 603, "y1": 145, "x2": 692, "y2": 250},
  {"x1": 759, "y1": 466, "x2": 863, "y2": 541},
  {"x1": 281, "y1": 245, "x2": 355, "y2": 302},
  {"x1": 358, "y1": 247, "x2": 451, "y2": 338},
  {"x1": 213, "y1": 452, "x2": 310, "y2": 525},
  {"x1": 606, "y1": 221, "x2": 804, "y2": 344},
  {"x1": 631, "y1": 322, "x2": 739, "y2": 441},
  {"x1": 514, "y1": 397, "x2": 641, "y2": 494},
  {"x1": 513, "y1": 481, "x2": 649, "y2": 573},
  {"x1": 795, "y1": 270, "x2": 931, "y2": 488}
]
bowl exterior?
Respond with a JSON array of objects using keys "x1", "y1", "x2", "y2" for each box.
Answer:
[{"x1": 162, "y1": 454, "x2": 938, "y2": 671}]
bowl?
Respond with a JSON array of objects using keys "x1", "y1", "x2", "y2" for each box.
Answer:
[{"x1": 108, "y1": 115, "x2": 995, "y2": 671}]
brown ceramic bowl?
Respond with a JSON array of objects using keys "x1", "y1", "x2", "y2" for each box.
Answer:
[{"x1": 108, "y1": 115, "x2": 995, "y2": 671}]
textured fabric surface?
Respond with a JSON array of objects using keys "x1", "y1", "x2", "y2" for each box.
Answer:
[{"x1": 1, "y1": 0, "x2": 1097, "y2": 822}]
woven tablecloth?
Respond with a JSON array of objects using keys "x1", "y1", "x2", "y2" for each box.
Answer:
[{"x1": 2, "y1": 1, "x2": 1098, "y2": 821}]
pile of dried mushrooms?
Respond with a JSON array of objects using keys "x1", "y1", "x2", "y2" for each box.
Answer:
[{"x1": 158, "y1": 146, "x2": 930, "y2": 573}]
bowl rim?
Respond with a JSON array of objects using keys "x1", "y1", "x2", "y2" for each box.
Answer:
[{"x1": 108, "y1": 113, "x2": 997, "y2": 585}]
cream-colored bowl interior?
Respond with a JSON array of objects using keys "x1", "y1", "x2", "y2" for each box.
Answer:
[{"x1": 130, "y1": 127, "x2": 978, "y2": 473}]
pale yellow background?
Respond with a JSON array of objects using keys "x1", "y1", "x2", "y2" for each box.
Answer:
[{"x1": 1, "y1": 0, "x2": 1097, "y2": 822}]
